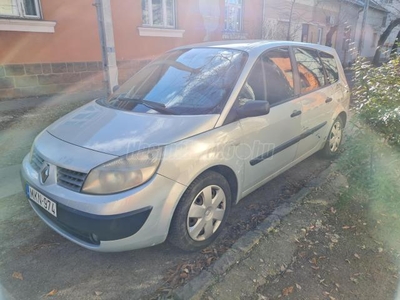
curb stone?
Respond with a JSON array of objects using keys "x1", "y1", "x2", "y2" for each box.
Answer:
[{"x1": 171, "y1": 163, "x2": 336, "y2": 300}]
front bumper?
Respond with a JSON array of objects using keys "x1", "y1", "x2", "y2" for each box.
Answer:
[{"x1": 21, "y1": 153, "x2": 187, "y2": 252}]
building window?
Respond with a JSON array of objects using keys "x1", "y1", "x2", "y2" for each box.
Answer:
[
  {"x1": 141, "y1": 0, "x2": 175, "y2": 28},
  {"x1": 317, "y1": 28, "x2": 323, "y2": 44},
  {"x1": 382, "y1": 15, "x2": 387, "y2": 27},
  {"x1": 0, "y1": 0, "x2": 41, "y2": 18},
  {"x1": 224, "y1": 0, "x2": 243, "y2": 32},
  {"x1": 372, "y1": 32, "x2": 378, "y2": 48}
]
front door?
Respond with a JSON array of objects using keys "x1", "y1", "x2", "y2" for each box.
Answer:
[{"x1": 237, "y1": 47, "x2": 303, "y2": 194}]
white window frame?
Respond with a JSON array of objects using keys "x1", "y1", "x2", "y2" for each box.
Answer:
[
  {"x1": 142, "y1": 0, "x2": 176, "y2": 28},
  {"x1": 224, "y1": 0, "x2": 243, "y2": 32},
  {"x1": 0, "y1": 0, "x2": 42, "y2": 19}
]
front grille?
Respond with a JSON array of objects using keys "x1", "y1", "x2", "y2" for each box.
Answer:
[
  {"x1": 30, "y1": 148, "x2": 44, "y2": 171},
  {"x1": 57, "y1": 167, "x2": 87, "y2": 192}
]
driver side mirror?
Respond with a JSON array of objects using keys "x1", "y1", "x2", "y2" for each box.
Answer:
[{"x1": 236, "y1": 100, "x2": 270, "y2": 119}]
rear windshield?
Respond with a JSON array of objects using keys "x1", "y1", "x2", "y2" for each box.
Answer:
[{"x1": 103, "y1": 48, "x2": 247, "y2": 115}]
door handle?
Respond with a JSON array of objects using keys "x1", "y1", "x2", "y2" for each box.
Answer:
[
  {"x1": 290, "y1": 110, "x2": 302, "y2": 118},
  {"x1": 325, "y1": 97, "x2": 333, "y2": 103}
]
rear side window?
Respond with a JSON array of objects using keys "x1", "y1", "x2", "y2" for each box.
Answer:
[
  {"x1": 319, "y1": 51, "x2": 339, "y2": 84},
  {"x1": 294, "y1": 48, "x2": 325, "y2": 94}
]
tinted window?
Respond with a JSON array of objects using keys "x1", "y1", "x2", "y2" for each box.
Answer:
[
  {"x1": 294, "y1": 48, "x2": 325, "y2": 94},
  {"x1": 264, "y1": 48, "x2": 295, "y2": 105},
  {"x1": 319, "y1": 51, "x2": 339, "y2": 84},
  {"x1": 238, "y1": 48, "x2": 294, "y2": 106}
]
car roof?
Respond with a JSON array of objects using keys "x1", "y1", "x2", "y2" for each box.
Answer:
[{"x1": 173, "y1": 40, "x2": 337, "y2": 56}]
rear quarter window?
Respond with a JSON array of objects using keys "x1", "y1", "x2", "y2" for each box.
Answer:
[{"x1": 319, "y1": 51, "x2": 339, "y2": 84}]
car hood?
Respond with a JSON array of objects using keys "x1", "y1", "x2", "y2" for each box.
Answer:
[{"x1": 46, "y1": 100, "x2": 220, "y2": 156}]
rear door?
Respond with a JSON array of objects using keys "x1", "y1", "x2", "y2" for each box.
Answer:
[
  {"x1": 238, "y1": 47, "x2": 303, "y2": 193},
  {"x1": 292, "y1": 47, "x2": 333, "y2": 159}
]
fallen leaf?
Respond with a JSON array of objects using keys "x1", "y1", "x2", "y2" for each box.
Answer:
[
  {"x1": 323, "y1": 291, "x2": 330, "y2": 296},
  {"x1": 354, "y1": 253, "x2": 361, "y2": 259},
  {"x1": 329, "y1": 296, "x2": 336, "y2": 300},
  {"x1": 282, "y1": 286, "x2": 294, "y2": 296},
  {"x1": 94, "y1": 291, "x2": 103, "y2": 296},
  {"x1": 286, "y1": 269, "x2": 294, "y2": 273},
  {"x1": 311, "y1": 266, "x2": 320, "y2": 270},
  {"x1": 296, "y1": 283, "x2": 302, "y2": 290},
  {"x1": 342, "y1": 226, "x2": 350, "y2": 229},
  {"x1": 330, "y1": 207, "x2": 336, "y2": 214},
  {"x1": 12, "y1": 272, "x2": 23, "y2": 280},
  {"x1": 378, "y1": 247, "x2": 384, "y2": 253},
  {"x1": 310, "y1": 257, "x2": 317, "y2": 265},
  {"x1": 46, "y1": 289, "x2": 58, "y2": 297},
  {"x1": 350, "y1": 277, "x2": 358, "y2": 284}
]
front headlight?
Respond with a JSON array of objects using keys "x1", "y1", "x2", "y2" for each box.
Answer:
[{"x1": 82, "y1": 147, "x2": 163, "y2": 195}]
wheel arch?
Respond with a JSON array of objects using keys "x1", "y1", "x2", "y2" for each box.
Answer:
[
  {"x1": 208, "y1": 165, "x2": 239, "y2": 205},
  {"x1": 337, "y1": 111, "x2": 347, "y2": 127}
]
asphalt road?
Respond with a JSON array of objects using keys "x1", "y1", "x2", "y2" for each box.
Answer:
[{"x1": 0, "y1": 94, "x2": 331, "y2": 300}]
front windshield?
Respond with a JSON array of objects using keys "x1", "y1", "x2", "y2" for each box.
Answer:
[{"x1": 104, "y1": 47, "x2": 247, "y2": 115}]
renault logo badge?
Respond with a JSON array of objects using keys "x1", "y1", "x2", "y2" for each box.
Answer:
[{"x1": 40, "y1": 163, "x2": 50, "y2": 184}]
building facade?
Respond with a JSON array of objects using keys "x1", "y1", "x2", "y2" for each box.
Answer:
[
  {"x1": 0, "y1": 0, "x2": 263, "y2": 99},
  {"x1": 262, "y1": 0, "x2": 388, "y2": 64}
]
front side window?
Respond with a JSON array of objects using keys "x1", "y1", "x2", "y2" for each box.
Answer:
[
  {"x1": 294, "y1": 48, "x2": 325, "y2": 94},
  {"x1": 141, "y1": 0, "x2": 175, "y2": 28},
  {"x1": 239, "y1": 48, "x2": 294, "y2": 106},
  {"x1": 106, "y1": 48, "x2": 247, "y2": 115},
  {"x1": 0, "y1": 0, "x2": 41, "y2": 18},
  {"x1": 224, "y1": 0, "x2": 243, "y2": 32}
]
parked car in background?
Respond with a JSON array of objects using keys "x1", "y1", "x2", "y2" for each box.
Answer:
[{"x1": 21, "y1": 41, "x2": 350, "y2": 252}]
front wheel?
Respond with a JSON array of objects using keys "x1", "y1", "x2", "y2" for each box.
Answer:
[
  {"x1": 320, "y1": 116, "x2": 344, "y2": 158},
  {"x1": 168, "y1": 171, "x2": 232, "y2": 252}
]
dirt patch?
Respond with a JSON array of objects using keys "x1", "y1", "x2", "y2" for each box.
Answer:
[{"x1": 255, "y1": 191, "x2": 399, "y2": 300}]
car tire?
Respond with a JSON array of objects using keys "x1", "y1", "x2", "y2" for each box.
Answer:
[
  {"x1": 320, "y1": 116, "x2": 344, "y2": 158},
  {"x1": 168, "y1": 171, "x2": 232, "y2": 252}
]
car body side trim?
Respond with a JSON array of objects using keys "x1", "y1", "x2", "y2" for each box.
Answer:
[{"x1": 250, "y1": 121, "x2": 327, "y2": 166}]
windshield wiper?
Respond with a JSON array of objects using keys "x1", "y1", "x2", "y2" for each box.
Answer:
[{"x1": 116, "y1": 97, "x2": 177, "y2": 115}]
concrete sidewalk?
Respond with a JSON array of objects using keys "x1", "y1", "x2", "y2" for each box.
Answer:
[{"x1": 172, "y1": 166, "x2": 349, "y2": 299}]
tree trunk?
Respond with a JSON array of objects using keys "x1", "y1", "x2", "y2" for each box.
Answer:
[
  {"x1": 373, "y1": 18, "x2": 400, "y2": 66},
  {"x1": 390, "y1": 30, "x2": 400, "y2": 56},
  {"x1": 325, "y1": 25, "x2": 338, "y2": 47}
]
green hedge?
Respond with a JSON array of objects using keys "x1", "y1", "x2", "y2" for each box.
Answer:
[{"x1": 352, "y1": 56, "x2": 400, "y2": 147}]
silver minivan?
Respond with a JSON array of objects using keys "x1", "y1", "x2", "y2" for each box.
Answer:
[{"x1": 21, "y1": 41, "x2": 350, "y2": 252}]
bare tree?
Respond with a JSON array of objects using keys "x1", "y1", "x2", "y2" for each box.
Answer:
[{"x1": 373, "y1": 18, "x2": 400, "y2": 65}]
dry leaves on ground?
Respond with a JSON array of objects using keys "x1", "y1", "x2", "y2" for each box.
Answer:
[
  {"x1": 45, "y1": 289, "x2": 58, "y2": 297},
  {"x1": 12, "y1": 272, "x2": 23, "y2": 280},
  {"x1": 282, "y1": 286, "x2": 294, "y2": 296}
]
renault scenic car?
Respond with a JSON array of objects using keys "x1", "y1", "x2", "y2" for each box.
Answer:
[{"x1": 21, "y1": 41, "x2": 350, "y2": 252}]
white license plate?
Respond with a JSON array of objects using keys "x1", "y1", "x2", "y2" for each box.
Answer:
[{"x1": 27, "y1": 185, "x2": 57, "y2": 217}]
